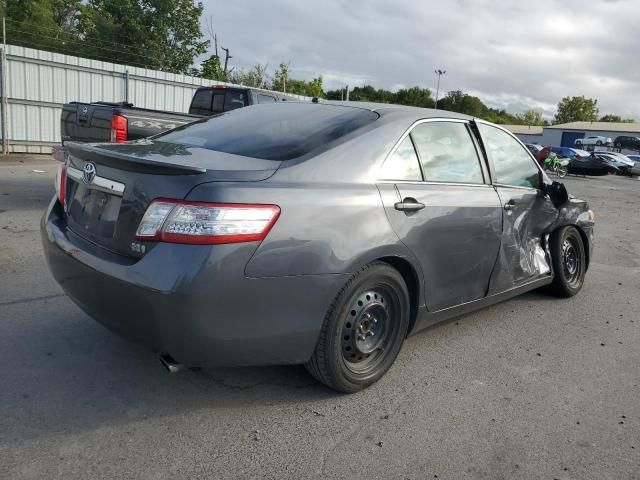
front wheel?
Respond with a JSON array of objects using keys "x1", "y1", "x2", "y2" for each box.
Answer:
[
  {"x1": 596, "y1": 140, "x2": 602, "y2": 146},
  {"x1": 545, "y1": 226, "x2": 586, "y2": 297},
  {"x1": 556, "y1": 165, "x2": 568, "y2": 178},
  {"x1": 305, "y1": 262, "x2": 410, "y2": 393}
]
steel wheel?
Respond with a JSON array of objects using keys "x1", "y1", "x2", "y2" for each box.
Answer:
[
  {"x1": 305, "y1": 262, "x2": 410, "y2": 393},
  {"x1": 544, "y1": 226, "x2": 587, "y2": 297},
  {"x1": 341, "y1": 287, "x2": 400, "y2": 375},
  {"x1": 561, "y1": 237, "x2": 582, "y2": 288}
]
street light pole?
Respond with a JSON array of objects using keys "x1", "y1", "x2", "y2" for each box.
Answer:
[{"x1": 434, "y1": 69, "x2": 446, "y2": 109}]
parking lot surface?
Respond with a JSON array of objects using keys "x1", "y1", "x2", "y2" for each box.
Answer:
[{"x1": 1, "y1": 157, "x2": 639, "y2": 479}]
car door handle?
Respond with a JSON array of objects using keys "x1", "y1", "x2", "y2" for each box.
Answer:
[
  {"x1": 504, "y1": 200, "x2": 516, "y2": 211},
  {"x1": 394, "y1": 199, "x2": 425, "y2": 212}
]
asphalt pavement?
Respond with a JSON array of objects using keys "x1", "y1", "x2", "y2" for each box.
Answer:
[{"x1": 1, "y1": 156, "x2": 638, "y2": 479}]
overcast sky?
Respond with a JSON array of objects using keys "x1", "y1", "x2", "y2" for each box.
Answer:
[{"x1": 201, "y1": 0, "x2": 640, "y2": 120}]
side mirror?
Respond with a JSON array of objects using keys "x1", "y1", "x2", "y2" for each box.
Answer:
[{"x1": 543, "y1": 181, "x2": 569, "y2": 208}]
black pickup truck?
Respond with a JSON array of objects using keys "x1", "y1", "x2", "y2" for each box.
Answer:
[{"x1": 60, "y1": 86, "x2": 299, "y2": 144}]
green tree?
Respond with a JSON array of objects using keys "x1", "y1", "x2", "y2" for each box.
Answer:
[
  {"x1": 395, "y1": 87, "x2": 434, "y2": 108},
  {"x1": 306, "y1": 75, "x2": 324, "y2": 97},
  {"x1": 229, "y1": 63, "x2": 270, "y2": 88},
  {"x1": 270, "y1": 63, "x2": 323, "y2": 97},
  {"x1": 553, "y1": 96, "x2": 598, "y2": 124},
  {"x1": 79, "y1": 0, "x2": 209, "y2": 73},
  {"x1": 598, "y1": 114, "x2": 635, "y2": 123},
  {"x1": 196, "y1": 54, "x2": 225, "y2": 81},
  {"x1": 3, "y1": 0, "x2": 82, "y2": 53},
  {"x1": 271, "y1": 62, "x2": 290, "y2": 92},
  {"x1": 517, "y1": 109, "x2": 544, "y2": 126}
]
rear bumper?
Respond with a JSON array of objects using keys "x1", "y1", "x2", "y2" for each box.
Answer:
[{"x1": 41, "y1": 199, "x2": 346, "y2": 367}]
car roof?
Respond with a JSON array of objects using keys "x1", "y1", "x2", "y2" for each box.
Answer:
[{"x1": 318, "y1": 100, "x2": 476, "y2": 122}]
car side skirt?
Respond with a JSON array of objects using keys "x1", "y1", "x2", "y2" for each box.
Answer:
[{"x1": 410, "y1": 275, "x2": 554, "y2": 335}]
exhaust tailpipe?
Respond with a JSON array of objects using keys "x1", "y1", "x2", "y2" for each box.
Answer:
[{"x1": 159, "y1": 354, "x2": 183, "y2": 373}]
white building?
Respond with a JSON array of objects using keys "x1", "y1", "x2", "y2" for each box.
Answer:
[{"x1": 504, "y1": 121, "x2": 640, "y2": 148}]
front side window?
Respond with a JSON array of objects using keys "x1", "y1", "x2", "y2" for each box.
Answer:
[
  {"x1": 478, "y1": 123, "x2": 540, "y2": 188},
  {"x1": 378, "y1": 136, "x2": 422, "y2": 181},
  {"x1": 410, "y1": 121, "x2": 484, "y2": 183},
  {"x1": 224, "y1": 91, "x2": 247, "y2": 111}
]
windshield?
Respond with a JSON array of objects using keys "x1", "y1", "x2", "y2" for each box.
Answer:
[{"x1": 156, "y1": 103, "x2": 379, "y2": 161}]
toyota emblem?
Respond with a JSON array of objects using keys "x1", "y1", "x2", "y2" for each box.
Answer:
[
  {"x1": 82, "y1": 162, "x2": 97, "y2": 184},
  {"x1": 81, "y1": 106, "x2": 88, "y2": 114}
]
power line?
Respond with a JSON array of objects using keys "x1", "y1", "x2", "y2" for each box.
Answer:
[
  {"x1": 6, "y1": 27, "x2": 162, "y2": 68},
  {"x1": 4, "y1": 17, "x2": 154, "y2": 51}
]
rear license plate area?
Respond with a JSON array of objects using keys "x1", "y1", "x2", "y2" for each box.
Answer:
[{"x1": 66, "y1": 181, "x2": 122, "y2": 242}]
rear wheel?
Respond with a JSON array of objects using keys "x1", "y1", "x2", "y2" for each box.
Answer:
[
  {"x1": 596, "y1": 140, "x2": 602, "y2": 146},
  {"x1": 545, "y1": 226, "x2": 586, "y2": 297},
  {"x1": 305, "y1": 262, "x2": 410, "y2": 393}
]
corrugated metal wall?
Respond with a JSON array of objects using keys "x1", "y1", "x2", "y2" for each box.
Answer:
[{"x1": 1, "y1": 45, "x2": 308, "y2": 154}]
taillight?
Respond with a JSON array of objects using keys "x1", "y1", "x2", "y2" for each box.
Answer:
[
  {"x1": 55, "y1": 162, "x2": 67, "y2": 206},
  {"x1": 110, "y1": 114, "x2": 128, "y2": 143},
  {"x1": 135, "y1": 200, "x2": 280, "y2": 245}
]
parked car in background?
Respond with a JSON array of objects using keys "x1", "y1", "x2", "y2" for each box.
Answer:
[
  {"x1": 595, "y1": 152, "x2": 640, "y2": 176},
  {"x1": 569, "y1": 154, "x2": 619, "y2": 176},
  {"x1": 41, "y1": 103, "x2": 594, "y2": 393},
  {"x1": 60, "y1": 86, "x2": 301, "y2": 144},
  {"x1": 626, "y1": 154, "x2": 640, "y2": 162},
  {"x1": 574, "y1": 136, "x2": 611, "y2": 146},
  {"x1": 525, "y1": 143, "x2": 544, "y2": 156},
  {"x1": 613, "y1": 135, "x2": 640, "y2": 151},
  {"x1": 550, "y1": 146, "x2": 583, "y2": 158}
]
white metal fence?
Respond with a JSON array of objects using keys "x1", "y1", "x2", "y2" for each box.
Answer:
[{"x1": 0, "y1": 44, "x2": 308, "y2": 154}]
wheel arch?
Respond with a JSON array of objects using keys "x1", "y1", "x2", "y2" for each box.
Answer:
[{"x1": 376, "y1": 256, "x2": 422, "y2": 336}]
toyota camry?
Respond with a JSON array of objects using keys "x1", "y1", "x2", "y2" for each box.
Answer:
[{"x1": 42, "y1": 102, "x2": 595, "y2": 392}]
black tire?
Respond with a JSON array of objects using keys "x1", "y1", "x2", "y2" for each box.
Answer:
[
  {"x1": 305, "y1": 262, "x2": 410, "y2": 393},
  {"x1": 596, "y1": 140, "x2": 602, "y2": 146},
  {"x1": 545, "y1": 226, "x2": 586, "y2": 297}
]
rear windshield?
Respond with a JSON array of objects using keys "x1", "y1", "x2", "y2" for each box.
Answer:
[{"x1": 156, "y1": 103, "x2": 379, "y2": 160}]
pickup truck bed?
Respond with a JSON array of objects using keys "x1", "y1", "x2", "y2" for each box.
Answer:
[
  {"x1": 61, "y1": 86, "x2": 302, "y2": 144},
  {"x1": 61, "y1": 102, "x2": 199, "y2": 143}
]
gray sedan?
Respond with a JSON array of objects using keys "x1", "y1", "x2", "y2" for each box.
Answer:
[{"x1": 41, "y1": 102, "x2": 594, "y2": 392}]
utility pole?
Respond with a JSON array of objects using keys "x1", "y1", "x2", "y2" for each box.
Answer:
[
  {"x1": 1, "y1": 17, "x2": 7, "y2": 155},
  {"x1": 345, "y1": 85, "x2": 349, "y2": 102},
  {"x1": 434, "y1": 69, "x2": 446, "y2": 109}
]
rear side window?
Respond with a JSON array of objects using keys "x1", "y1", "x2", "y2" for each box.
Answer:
[
  {"x1": 379, "y1": 136, "x2": 422, "y2": 181},
  {"x1": 156, "y1": 103, "x2": 379, "y2": 161},
  {"x1": 224, "y1": 91, "x2": 247, "y2": 111},
  {"x1": 411, "y1": 121, "x2": 484, "y2": 184},
  {"x1": 212, "y1": 93, "x2": 225, "y2": 113},
  {"x1": 258, "y1": 94, "x2": 277, "y2": 104},
  {"x1": 478, "y1": 123, "x2": 540, "y2": 188},
  {"x1": 190, "y1": 89, "x2": 213, "y2": 115}
]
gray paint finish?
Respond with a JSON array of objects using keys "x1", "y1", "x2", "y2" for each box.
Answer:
[{"x1": 41, "y1": 102, "x2": 594, "y2": 367}]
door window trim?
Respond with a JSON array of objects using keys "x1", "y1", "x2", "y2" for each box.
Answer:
[
  {"x1": 473, "y1": 118, "x2": 547, "y2": 189},
  {"x1": 378, "y1": 118, "x2": 491, "y2": 186}
]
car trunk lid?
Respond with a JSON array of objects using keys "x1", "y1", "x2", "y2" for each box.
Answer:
[{"x1": 63, "y1": 141, "x2": 280, "y2": 257}]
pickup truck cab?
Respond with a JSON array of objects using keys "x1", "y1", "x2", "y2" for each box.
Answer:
[{"x1": 61, "y1": 86, "x2": 300, "y2": 144}]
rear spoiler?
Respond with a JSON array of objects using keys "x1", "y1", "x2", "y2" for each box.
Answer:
[{"x1": 65, "y1": 142, "x2": 206, "y2": 175}]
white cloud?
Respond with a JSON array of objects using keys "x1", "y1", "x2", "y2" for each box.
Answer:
[{"x1": 201, "y1": 0, "x2": 640, "y2": 119}]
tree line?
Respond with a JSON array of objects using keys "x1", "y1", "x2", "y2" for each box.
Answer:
[{"x1": 3, "y1": 0, "x2": 636, "y2": 124}]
